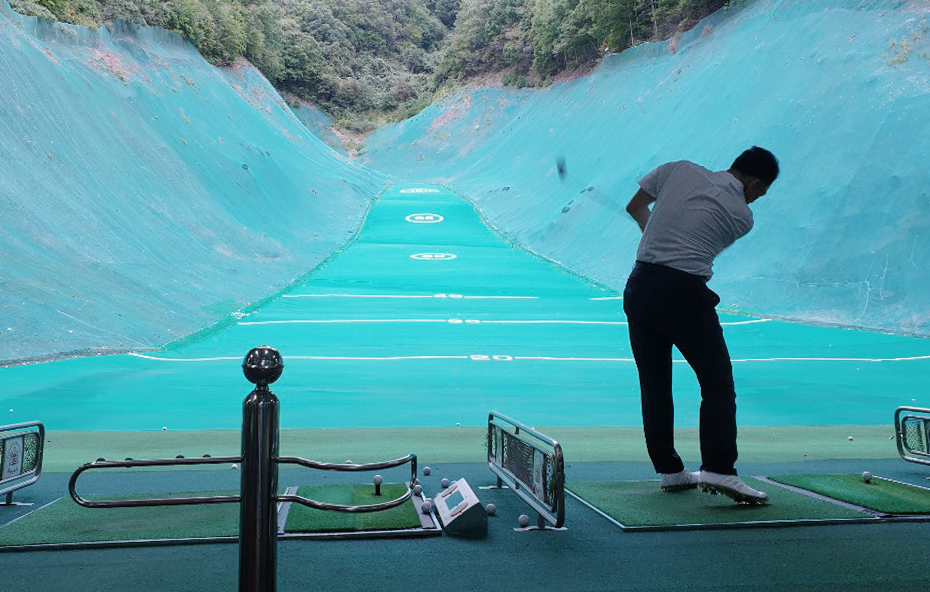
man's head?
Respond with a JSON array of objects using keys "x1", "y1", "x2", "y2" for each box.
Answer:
[{"x1": 729, "y1": 146, "x2": 779, "y2": 204}]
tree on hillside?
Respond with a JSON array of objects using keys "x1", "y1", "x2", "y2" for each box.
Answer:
[{"x1": 10, "y1": 0, "x2": 730, "y2": 132}]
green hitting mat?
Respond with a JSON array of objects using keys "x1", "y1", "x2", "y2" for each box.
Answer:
[
  {"x1": 283, "y1": 484, "x2": 424, "y2": 534},
  {"x1": 0, "y1": 491, "x2": 240, "y2": 548},
  {"x1": 0, "y1": 484, "x2": 432, "y2": 551},
  {"x1": 768, "y1": 474, "x2": 930, "y2": 515},
  {"x1": 567, "y1": 479, "x2": 866, "y2": 532}
]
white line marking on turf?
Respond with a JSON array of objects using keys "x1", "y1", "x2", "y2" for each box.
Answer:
[
  {"x1": 290, "y1": 355, "x2": 472, "y2": 361},
  {"x1": 238, "y1": 319, "x2": 626, "y2": 326},
  {"x1": 516, "y1": 355, "x2": 930, "y2": 363},
  {"x1": 129, "y1": 352, "x2": 930, "y2": 363},
  {"x1": 462, "y1": 296, "x2": 538, "y2": 300},
  {"x1": 0, "y1": 497, "x2": 61, "y2": 529},
  {"x1": 238, "y1": 318, "x2": 766, "y2": 327},
  {"x1": 283, "y1": 294, "x2": 436, "y2": 299},
  {"x1": 589, "y1": 296, "x2": 623, "y2": 301},
  {"x1": 728, "y1": 355, "x2": 930, "y2": 362},
  {"x1": 239, "y1": 319, "x2": 449, "y2": 326},
  {"x1": 129, "y1": 353, "x2": 470, "y2": 362},
  {"x1": 282, "y1": 294, "x2": 540, "y2": 299},
  {"x1": 129, "y1": 353, "x2": 240, "y2": 362}
]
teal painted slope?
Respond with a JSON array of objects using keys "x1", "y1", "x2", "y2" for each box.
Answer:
[
  {"x1": 0, "y1": 3, "x2": 388, "y2": 362},
  {"x1": 362, "y1": 0, "x2": 930, "y2": 337}
]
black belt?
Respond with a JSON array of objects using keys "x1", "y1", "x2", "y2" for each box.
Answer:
[{"x1": 633, "y1": 261, "x2": 709, "y2": 282}]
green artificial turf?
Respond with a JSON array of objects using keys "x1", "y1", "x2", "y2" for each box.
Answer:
[
  {"x1": 0, "y1": 491, "x2": 239, "y2": 546},
  {"x1": 568, "y1": 478, "x2": 864, "y2": 529},
  {"x1": 284, "y1": 483, "x2": 420, "y2": 533},
  {"x1": 37, "y1": 425, "x2": 900, "y2": 473},
  {"x1": 769, "y1": 474, "x2": 930, "y2": 514}
]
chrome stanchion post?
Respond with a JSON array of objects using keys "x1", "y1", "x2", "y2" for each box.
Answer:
[{"x1": 239, "y1": 346, "x2": 284, "y2": 592}]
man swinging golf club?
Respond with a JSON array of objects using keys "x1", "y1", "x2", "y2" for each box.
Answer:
[{"x1": 624, "y1": 146, "x2": 779, "y2": 505}]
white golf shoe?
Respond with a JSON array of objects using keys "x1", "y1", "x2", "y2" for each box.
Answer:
[
  {"x1": 698, "y1": 471, "x2": 769, "y2": 505},
  {"x1": 660, "y1": 470, "x2": 700, "y2": 492}
]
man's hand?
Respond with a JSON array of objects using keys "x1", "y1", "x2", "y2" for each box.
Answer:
[{"x1": 626, "y1": 188, "x2": 656, "y2": 232}]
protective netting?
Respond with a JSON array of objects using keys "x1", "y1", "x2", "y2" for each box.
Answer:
[
  {"x1": 497, "y1": 429, "x2": 554, "y2": 508},
  {"x1": 362, "y1": 0, "x2": 930, "y2": 337},
  {"x1": 902, "y1": 417, "x2": 929, "y2": 455},
  {"x1": 0, "y1": 2, "x2": 388, "y2": 363},
  {"x1": 0, "y1": 432, "x2": 38, "y2": 474}
]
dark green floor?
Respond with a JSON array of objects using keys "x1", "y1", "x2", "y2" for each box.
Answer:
[{"x1": 3, "y1": 457, "x2": 930, "y2": 591}]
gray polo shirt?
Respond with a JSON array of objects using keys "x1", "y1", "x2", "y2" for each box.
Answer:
[{"x1": 636, "y1": 160, "x2": 753, "y2": 279}]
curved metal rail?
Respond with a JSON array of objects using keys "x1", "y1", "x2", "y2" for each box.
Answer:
[
  {"x1": 70, "y1": 453, "x2": 418, "y2": 512},
  {"x1": 276, "y1": 453, "x2": 417, "y2": 513},
  {"x1": 69, "y1": 456, "x2": 242, "y2": 508}
]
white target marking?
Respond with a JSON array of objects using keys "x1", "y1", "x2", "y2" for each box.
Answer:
[
  {"x1": 411, "y1": 253, "x2": 456, "y2": 261},
  {"x1": 406, "y1": 213, "x2": 444, "y2": 224},
  {"x1": 400, "y1": 188, "x2": 441, "y2": 194}
]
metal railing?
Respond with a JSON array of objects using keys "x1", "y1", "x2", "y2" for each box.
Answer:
[
  {"x1": 68, "y1": 346, "x2": 417, "y2": 592},
  {"x1": 0, "y1": 421, "x2": 45, "y2": 505},
  {"x1": 487, "y1": 411, "x2": 565, "y2": 528}
]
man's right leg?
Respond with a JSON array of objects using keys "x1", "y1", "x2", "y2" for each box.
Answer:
[{"x1": 625, "y1": 303, "x2": 682, "y2": 474}]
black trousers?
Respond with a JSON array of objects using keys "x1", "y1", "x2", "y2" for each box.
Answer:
[{"x1": 623, "y1": 261, "x2": 738, "y2": 475}]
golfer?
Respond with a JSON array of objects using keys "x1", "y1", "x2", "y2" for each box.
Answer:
[{"x1": 623, "y1": 146, "x2": 779, "y2": 504}]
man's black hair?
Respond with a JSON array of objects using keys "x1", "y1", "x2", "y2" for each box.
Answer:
[{"x1": 731, "y1": 146, "x2": 779, "y2": 185}]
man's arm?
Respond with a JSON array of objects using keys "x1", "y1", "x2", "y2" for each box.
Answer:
[{"x1": 626, "y1": 188, "x2": 656, "y2": 232}]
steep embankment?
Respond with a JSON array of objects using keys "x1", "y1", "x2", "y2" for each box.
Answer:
[
  {"x1": 0, "y1": 2, "x2": 388, "y2": 363},
  {"x1": 363, "y1": 0, "x2": 930, "y2": 336}
]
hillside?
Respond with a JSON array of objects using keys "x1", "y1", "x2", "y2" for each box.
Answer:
[
  {"x1": 0, "y1": 1, "x2": 387, "y2": 362},
  {"x1": 362, "y1": 0, "x2": 930, "y2": 336}
]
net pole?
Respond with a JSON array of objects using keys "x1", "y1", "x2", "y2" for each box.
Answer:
[{"x1": 238, "y1": 347, "x2": 284, "y2": 592}]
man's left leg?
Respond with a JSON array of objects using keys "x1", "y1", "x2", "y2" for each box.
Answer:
[{"x1": 674, "y1": 289, "x2": 767, "y2": 504}]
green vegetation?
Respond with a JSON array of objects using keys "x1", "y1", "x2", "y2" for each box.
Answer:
[{"x1": 10, "y1": 0, "x2": 727, "y2": 134}]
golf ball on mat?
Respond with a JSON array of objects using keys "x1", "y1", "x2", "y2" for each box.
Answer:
[
  {"x1": 373, "y1": 475, "x2": 383, "y2": 485},
  {"x1": 862, "y1": 471, "x2": 872, "y2": 483},
  {"x1": 486, "y1": 504, "x2": 497, "y2": 516},
  {"x1": 231, "y1": 464, "x2": 239, "y2": 470},
  {"x1": 422, "y1": 501, "x2": 433, "y2": 514},
  {"x1": 518, "y1": 514, "x2": 530, "y2": 528},
  {"x1": 441, "y1": 478, "x2": 450, "y2": 488},
  {"x1": 847, "y1": 436, "x2": 853, "y2": 441},
  {"x1": 423, "y1": 466, "x2": 431, "y2": 476},
  {"x1": 413, "y1": 484, "x2": 423, "y2": 496}
]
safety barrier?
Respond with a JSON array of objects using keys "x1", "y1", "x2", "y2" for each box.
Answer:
[
  {"x1": 487, "y1": 411, "x2": 564, "y2": 528},
  {"x1": 69, "y1": 346, "x2": 417, "y2": 592},
  {"x1": 895, "y1": 406, "x2": 930, "y2": 467},
  {"x1": 0, "y1": 421, "x2": 44, "y2": 506}
]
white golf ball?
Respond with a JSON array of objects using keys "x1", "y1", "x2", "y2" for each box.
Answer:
[
  {"x1": 486, "y1": 503, "x2": 497, "y2": 516},
  {"x1": 231, "y1": 464, "x2": 239, "y2": 470},
  {"x1": 862, "y1": 471, "x2": 873, "y2": 483},
  {"x1": 421, "y1": 500, "x2": 433, "y2": 514},
  {"x1": 423, "y1": 466, "x2": 431, "y2": 476},
  {"x1": 413, "y1": 484, "x2": 423, "y2": 496},
  {"x1": 847, "y1": 436, "x2": 854, "y2": 441},
  {"x1": 373, "y1": 475, "x2": 383, "y2": 485},
  {"x1": 162, "y1": 427, "x2": 167, "y2": 431},
  {"x1": 518, "y1": 514, "x2": 530, "y2": 528},
  {"x1": 441, "y1": 478, "x2": 450, "y2": 488}
]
